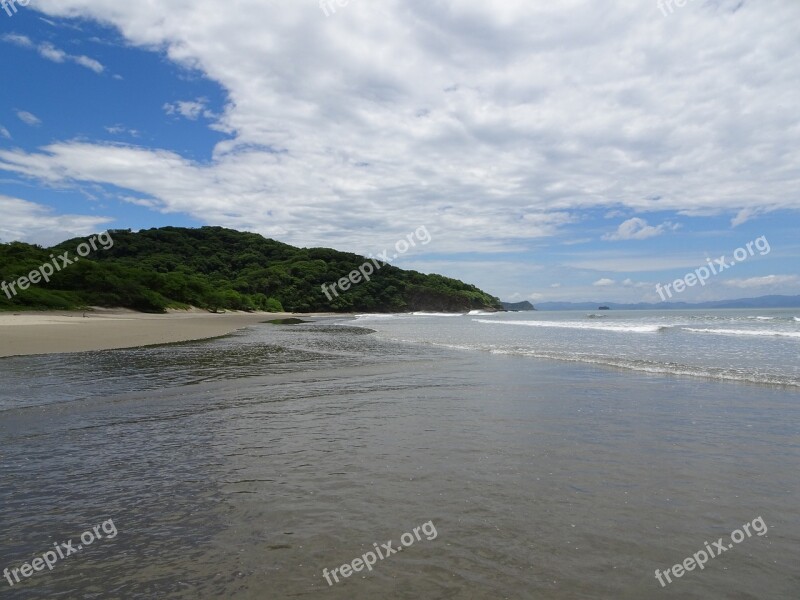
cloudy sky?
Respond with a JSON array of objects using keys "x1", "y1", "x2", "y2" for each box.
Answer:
[{"x1": 1, "y1": 0, "x2": 798, "y2": 303}]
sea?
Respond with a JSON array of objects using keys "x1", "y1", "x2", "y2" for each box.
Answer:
[{"x1": 1, "y1": 309, "x2": 798, "y2": 599}]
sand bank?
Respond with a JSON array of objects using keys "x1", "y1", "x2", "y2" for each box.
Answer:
[{"x1": 0, "y1": 309, "x2": 335, "y2": 358}]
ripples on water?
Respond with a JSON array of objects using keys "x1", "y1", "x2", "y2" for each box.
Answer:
[
  {"x1": 355, "y1": 309, "x2": 800, "y2": 387},
  {"x1": 1, "y1": 317, "x2": 799, "y2": 599}
]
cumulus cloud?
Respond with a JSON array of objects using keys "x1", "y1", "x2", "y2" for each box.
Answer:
[
  {"x1": 724, "y1": 275, "x2": 799, "y2": 289},
  {"x1": 16, "y1": 111, "x2": 41, "y2": 126},
  {"x1": 0, "y1": 196, "x2": 113, "y2": 246},
  {"x1": 604, "y1": 217, "x2": 678, "y2": 241},
  {"x1": 0, "y1": 0, "x2": 797, "y2": 253},
  {"x1": 593, "y1": 278, "x2": 616, "y2": 287}
]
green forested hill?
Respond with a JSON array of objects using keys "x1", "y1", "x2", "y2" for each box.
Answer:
[{"x1": 0, "y1": 226, "x2": 502, "y2": 313}]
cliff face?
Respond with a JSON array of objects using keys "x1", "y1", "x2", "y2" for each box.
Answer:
[{"x1": 501, "y1": 300, "x2": 536, "y2": 311}]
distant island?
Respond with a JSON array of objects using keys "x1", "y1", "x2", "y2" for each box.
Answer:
[
  {"x1": 537, "y1": 296, "x2": 800, "y2": 311},
  {"x1": 501, "y1": 300, "x2": 536, "y2": 311},
  {"x1": 0, "y1": 227, "x2": 502, "y2": 314}
]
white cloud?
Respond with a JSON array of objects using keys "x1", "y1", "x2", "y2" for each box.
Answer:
[
  {"x1": 0, "y1": 0, "x2": 797, "y2": 253},
  {"x1": 1, "y1": 34, "x2": 34, "y2": 47},
  {"x1": 550, "y1": 283, "x2": 561, "y2": 288},
  {"x1": 2, "y1": 35, "x2": 104, "y2": 73},
  {"x1": 73, "y1": 55, "x2": 104, "y2": 73},
  {"x1": 622, "y1": 277, "x2": 650, "y2": 288},
  {"x1": 731, "y1": 207, "x2": 761, "y2": 227},
  {"x1": 105, "y1": 125, "x2": 139, "y2": 137},
  {"x1": 164, "y1": 99, "x2": 214, "y2": 121},
  {"x1": 0, "y1": 126, "x2": 10, "y2": 139},
  {"x1": 38, "y1": 42, "x2": 67, "y2": 62},
  {"x1": 724, "y1": 275, "x2": 799, "y2": 289},
  {"x1": 593, "y1": 278, "x2": 616, "y2": 287},
  {"x1": 16, "y1": 111, "x2": 41, "y2": 127},
  {"x1": 603, "y1": 217, "x2": 678, "y2": 241},
  {"x1": 0, "y1": 196, "x2": 113, "y2": 246}
]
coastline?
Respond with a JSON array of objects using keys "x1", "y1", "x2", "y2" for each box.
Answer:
[{"x1": 0, "y1": 308, "x2": 343, "y2": 358}]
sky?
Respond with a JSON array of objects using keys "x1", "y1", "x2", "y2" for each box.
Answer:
[{"x1": 0, "y1": 0, "x2": 798, "y2": 304}]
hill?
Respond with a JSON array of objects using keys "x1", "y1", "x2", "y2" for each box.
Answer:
[
  {"x1": 0, "y1": 227, "x2": 501, "y2": 314},
  {"x1": 501, "y1": 300, "x2": 536, "y2": 311}
]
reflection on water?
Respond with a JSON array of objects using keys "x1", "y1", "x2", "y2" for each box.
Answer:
[{"x1": 0, "y1": 319, "x2": 798, "y2": 599}]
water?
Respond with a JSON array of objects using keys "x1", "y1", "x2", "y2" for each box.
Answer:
[
  {"x1": 355, "y1": 309, "x2": 800, "y2": 387},
  {"x1": 0, "y1": 312, "x2": 798, "y2": 598}
]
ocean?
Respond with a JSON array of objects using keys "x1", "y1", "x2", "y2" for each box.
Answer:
[{"x1": 1, "y1": 310, "x2": 798, "y2": 598}]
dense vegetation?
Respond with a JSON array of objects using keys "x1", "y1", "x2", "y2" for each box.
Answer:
[{"x1": 0, "y1": 226, "x2": 502, "y2": 314}]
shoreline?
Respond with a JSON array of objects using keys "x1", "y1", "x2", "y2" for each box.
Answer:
[{"x1": 0, "y1": 308, "x2": 345, "y2": 358}]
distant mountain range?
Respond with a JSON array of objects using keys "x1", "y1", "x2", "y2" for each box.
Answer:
[{"x1": 537, "y1": 295, "x2": 800, "y2": 311}]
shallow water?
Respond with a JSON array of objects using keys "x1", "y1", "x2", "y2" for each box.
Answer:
[
  {"x1": 357, "y1": 309, "x2": 800, "y2": 387},
  {"x1": 1, "y1": 318, "x2": 798, "y2": 598}
]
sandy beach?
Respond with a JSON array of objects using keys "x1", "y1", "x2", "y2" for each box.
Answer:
[{"x1": 0, "y1": 309, "x2": 331, "y2": 358}]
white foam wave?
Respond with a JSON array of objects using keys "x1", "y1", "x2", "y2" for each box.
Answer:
[
  {"x1": 794, "y1": 317, "x2": 800, "y2": 322},
  {"x1": 424, "y1": 342, "x2": 799, "y2": 387},
  {"x1": 412, "y1": 312, "x2": 464, "y2": 317},
  {"x1": 468, "y1": 310, "x2": 499, "y2": 316},
  {"x1": 685, "y1": 328, "x2": 800, "y2": 339},
  {"x1": 472, "y1": 319, "x2": 667, "y2": 333},
  {"x1": 747, "y1": 316, "x2": 775, "y2": 320}
]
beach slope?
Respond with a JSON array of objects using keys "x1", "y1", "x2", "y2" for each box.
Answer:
[{"x1": 0, "y1": 309, "x2": 309, "y2": 357}]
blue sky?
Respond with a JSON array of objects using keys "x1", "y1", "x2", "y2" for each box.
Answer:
[{"x1": 0, "y1": 0, "x2": 798, "y2": 303}]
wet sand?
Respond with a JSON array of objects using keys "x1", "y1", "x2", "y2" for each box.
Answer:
[{"x1": 0, "y1": 309, "x2": 337, "y2": 357}]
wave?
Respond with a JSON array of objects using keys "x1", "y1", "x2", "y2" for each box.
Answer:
[
  {"x1": 684, "y1": 328, "x2": 800, "y2": 339},
  {"x1": 472, "y1": 319, "x2": 669, "y2": 333},
  {"x1": 585, "y1": 314, "x2": 607, "y2": 319},
  {"x1": 795, "y1": 317, "x2": 800, "y2": 322},
  {"x1": 747, "y1": 316, "x2": 775, "y2": 320},
  {"x1": 424, "y1": 342, "x2": 799, "y2": 388},
  {"x1": 412, "y1": 312, "x2": 464, "y2": 317},
  {"x1": 468, "y1": 310, "x2": 499, "y2": 316}
]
